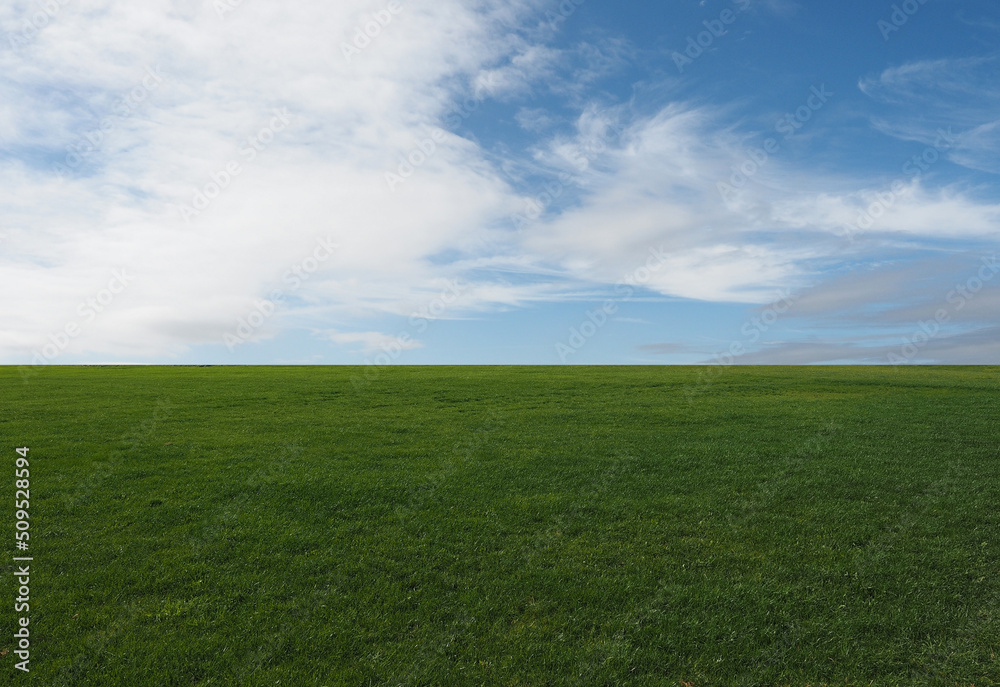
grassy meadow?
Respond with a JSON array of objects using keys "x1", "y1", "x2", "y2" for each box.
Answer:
[{"x1": 2, "y1": 365, "x2": 999, "y2": 685}]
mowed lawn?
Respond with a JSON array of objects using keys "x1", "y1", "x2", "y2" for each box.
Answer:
[{"x1": 2, "y1": 365, "x2": 999, "y2": 685}]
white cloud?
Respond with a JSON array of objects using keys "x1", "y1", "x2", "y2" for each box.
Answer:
[
  {"x1": 0, "y1": 0, "x2": 551, "y2": 361},
  {"x1": 472, "y1": 44, "x2": 562, "y2": 100},
  {"x1": 2, "y1": 2, "x2": 999, "y2": 364}
]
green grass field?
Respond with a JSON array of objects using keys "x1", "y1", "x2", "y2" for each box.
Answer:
[{"x1": 2, "y1": 365, "x2": 999, "y2": 685}]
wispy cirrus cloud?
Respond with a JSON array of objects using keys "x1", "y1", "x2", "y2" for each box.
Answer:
[{"x1": 859, "y1": 56, "x2": 1000, "y2": 174}]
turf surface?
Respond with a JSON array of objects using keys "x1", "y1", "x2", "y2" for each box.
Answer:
[{"x1": 2, "y1": 365, "x2": 999, "y2": 685}]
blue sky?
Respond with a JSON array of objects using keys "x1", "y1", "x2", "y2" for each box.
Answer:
[{"x1": 2, "y1": 0, "x2": 999, "y2": 366}]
